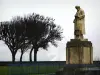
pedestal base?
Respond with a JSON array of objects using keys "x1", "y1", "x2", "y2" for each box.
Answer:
[
  {"x1": 56, "y1": 64, "x2": 100, "y2": 75},
  {"x1": 66, "y1": 39, "x2": 93, "y2": 64}
]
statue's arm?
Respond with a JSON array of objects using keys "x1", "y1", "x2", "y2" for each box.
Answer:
[
  {"x1": 78, "y1": 10, "x2": 85, "y2": 19},
  {"x1": 73, "y1": 14, "x2": 78, "y2": 23}
]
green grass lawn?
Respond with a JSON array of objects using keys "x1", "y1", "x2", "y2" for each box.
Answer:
[
  {"x1": 0, "y1": 65, "x2": 64, "y2": 75},
  {"x1": 0, "y1": 61, "x2": 66, "y2": 75},
  {"x1": 0, "y1": 66, "x2": 8, "y2": 75}
]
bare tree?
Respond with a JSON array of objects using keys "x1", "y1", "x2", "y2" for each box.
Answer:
[
  {"x1": 0, "y1": 17, "x2": 29, "y2": 63},
  {"x1": 0, "y1": 13, "x2": 63, "y2": 62},
  {"x1": 23, "y1": 13, "x2": 63, "y2": 62}
]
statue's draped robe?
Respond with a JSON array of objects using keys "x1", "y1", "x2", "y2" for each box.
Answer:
[{"x1": 74, "y1": 9, "x2": 85, "y2": 34}]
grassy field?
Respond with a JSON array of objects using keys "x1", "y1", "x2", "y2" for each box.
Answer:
[
  {"x1": 0, "y1": 65, "x2": 64, "y2": 75},
  {"x1": 0, "y1": 61, "x2": 66, "y2": 75}
]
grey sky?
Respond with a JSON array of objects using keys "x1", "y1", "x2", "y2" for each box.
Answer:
[{"x1": 0, "y1": 0, "x2": 100, "y2": 61}]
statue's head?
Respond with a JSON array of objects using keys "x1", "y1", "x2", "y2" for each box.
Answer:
[{"x1": 75, "y1": 6, "x2": 80, "y2": 11}]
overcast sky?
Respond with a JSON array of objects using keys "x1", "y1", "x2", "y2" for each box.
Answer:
[{"x1": 0, "y1": 0, "x2": 100, "y2": 61}]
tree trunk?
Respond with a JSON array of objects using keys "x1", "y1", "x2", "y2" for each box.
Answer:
[
  {"x1": 29, "y1": 47, "x2": 34, "y2": 62},
  {"x1": 20, "y1": 52, "x2": 24, "y2": 62},
  {"x1": 12, "y1": 53, "x2": 15, "y2": 63},
  {"x1": 11, "y1": 50, "x2": 17, "y2": 63},
  {"x1": 34, "y1": 48, "x2": 38, "y2": 62}
]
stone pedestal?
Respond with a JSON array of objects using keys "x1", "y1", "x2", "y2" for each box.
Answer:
[
  {"x1": 56, "y1": 64, "x2": 100, "y2": 75},
  {"x1": 66, "y1": 39, "x2": 93, "y2": 64}
]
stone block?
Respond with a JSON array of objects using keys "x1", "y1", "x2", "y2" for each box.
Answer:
[{"x1": 66, "y1": 39, "x2": 93, "y2": 64}]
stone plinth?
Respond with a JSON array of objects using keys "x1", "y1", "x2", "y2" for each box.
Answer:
[
  {"x1": 56, "y1": 64, "x2": 100, "y2": 75},
  {"x1": 66, "y1": 39, "x2": 93, "y2": 64}
]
